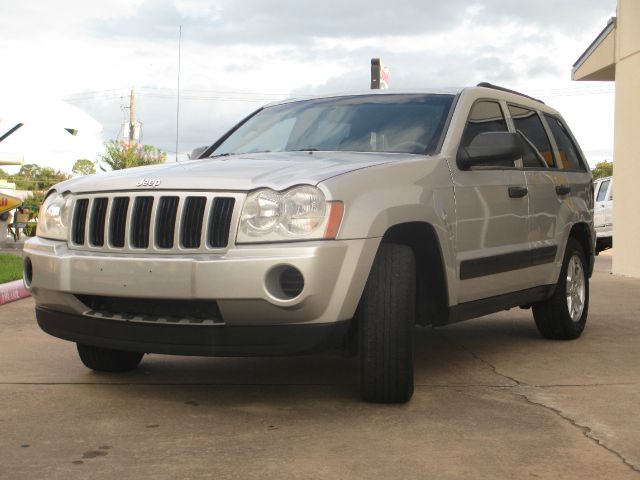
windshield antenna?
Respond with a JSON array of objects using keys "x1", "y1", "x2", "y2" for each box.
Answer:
[{"x1": 175, "y1": 25, "x2": 182, "y2": 163}]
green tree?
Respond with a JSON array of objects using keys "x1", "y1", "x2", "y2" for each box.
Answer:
[
  {"x1": 8, "y1": 164, "x2": 69, "y2": 190},
  {"x1": 12, "y1": 163, "x2": 40, "y2": 189},
  {"x1": 592, "y1": 160, "x2": 613, "y2": 179},
  {"x1": 99, "y1": 140, "x2": 167, "y2": 171},
  {"x1": 22, "y1": 190, "x2": 45, "y2": 219},
  {"x1": 72, "y1": 159, "x2": 97, "y2": 176}
]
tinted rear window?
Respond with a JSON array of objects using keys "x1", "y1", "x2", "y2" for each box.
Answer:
[{"x1": 544, "y1": 115, "x2": 586, "y2": 171}]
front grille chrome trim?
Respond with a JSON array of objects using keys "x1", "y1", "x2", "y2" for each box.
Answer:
[{"x1": 68, "y1": 191, "x2": 243, "y2": 254}]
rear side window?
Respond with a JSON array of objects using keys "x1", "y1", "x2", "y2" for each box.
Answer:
[
  {"x1": 509, "y1": 105, "x2": 554, "y2": 168},
  {"x1": 596, "y1": 179, "x2": 610, "y2": 202},
  {"x1": 461, "y1": 101, "x2": 512, "y2": 167},
  {"x1": 544, "y1": 115, "x2": 586, "y2": 171}
]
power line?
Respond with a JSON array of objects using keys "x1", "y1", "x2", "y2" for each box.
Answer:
[
  {"x1": 63, "y1": 84, "x2": 616, "y2": 104},
  {"x1": 63, "y1": 86, "x2": 288, "y2": 102},
  {"x1": 137, "y1": 86, "x2": 288, "y2": 96},
  {"x1": 65, "y1": 92, "x2": 279, "y2": 104}
]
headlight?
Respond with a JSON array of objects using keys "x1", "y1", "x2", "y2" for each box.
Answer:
[
  {"x1": 36, "y1": 190, "x2": 73, "y2": 241},
  {"x1": 237, "y1": 186, "x2": 343, "y2": 243}
]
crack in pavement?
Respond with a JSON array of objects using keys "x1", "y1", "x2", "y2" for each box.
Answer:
[
  {"x1": 518, "y1": 393, "x2": 640, "y2": 475},
  {"x1": 435, "y1": 331, "x2": 640, "y2": 476},
  {"x1": 432, "y1": 331, "x2": 524, "y2": 386}
]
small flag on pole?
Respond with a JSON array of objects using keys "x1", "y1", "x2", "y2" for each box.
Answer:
[{"x1": 371, "y1": 58, "x2": 390, "y2": 89}]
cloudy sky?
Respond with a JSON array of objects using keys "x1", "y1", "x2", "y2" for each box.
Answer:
[{"x1": 0, "y1": 0, "x2": 616, "y2": 173}]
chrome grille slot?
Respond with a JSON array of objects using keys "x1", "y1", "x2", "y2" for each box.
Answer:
[
  {"x1": 209, "y1": 197, "x2": 235, "y2": 248},
  {"x1": 156, "y1": 196, "x2": 179, "y2": 249},
  {"x1": 69, "y1": 191, "x2": 241, "y2": 253},
  {"x1": 89, "y1": 198, "x2": 108, "y2": 246},
  {"x1": 181, "y1": 196, "x2": 206, "y2": 249},
  {"x1": 71, "y1": 199, "x2": 89, "y2": 245},
  {"x1": 131, "y1": 196, "x2": 154, "y2": 248},
  {"x1": 109, "y1": 197, "x2": 129, "y2": 248}
]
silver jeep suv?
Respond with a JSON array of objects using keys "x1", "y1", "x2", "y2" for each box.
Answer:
[{"x1": 24, "y1": 84, "x2": 595, "y2": 403}]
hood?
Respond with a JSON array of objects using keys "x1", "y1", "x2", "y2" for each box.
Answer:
[{"x1": 56, "y1": 151, "x2": 407, "y2": 194}]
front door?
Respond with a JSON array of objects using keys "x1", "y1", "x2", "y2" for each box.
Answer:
[{"x1": 450, "y1": 100, "x2": 530, "y2": 303}]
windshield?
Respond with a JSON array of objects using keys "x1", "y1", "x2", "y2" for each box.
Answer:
[{"x1": 209, "y1": 94, "x2": 454, "y2": 157}]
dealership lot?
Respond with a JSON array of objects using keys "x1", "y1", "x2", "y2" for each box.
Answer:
[{"x1": 1, "y1": 255, "x2": 639, "y2": 479}]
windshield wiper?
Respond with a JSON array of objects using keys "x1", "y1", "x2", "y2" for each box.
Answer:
[
  {"x1": 210, "y1": 150, "x2": 273, "y2": 158},
  {"x1": 297, "y1": 148, "x2": 318, "y2": 152}
]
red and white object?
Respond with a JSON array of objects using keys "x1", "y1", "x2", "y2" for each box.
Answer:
[{"x1": 0, "y1": 280, "x2": 30, "y2": 305}]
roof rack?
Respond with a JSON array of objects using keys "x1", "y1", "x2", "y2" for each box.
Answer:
[{"x1": 476, "y1": 82, "x2": 545, "y2": 104}]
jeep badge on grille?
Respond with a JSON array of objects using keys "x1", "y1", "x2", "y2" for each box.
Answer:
[{"x1": 136, "y1": 178, "x2": 161, "y2": 188}]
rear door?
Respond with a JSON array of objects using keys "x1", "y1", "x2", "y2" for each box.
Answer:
[
  {"x1": 508, "y1": 104, "x2": 562, "y2": 287},
  {"x1": 539, "y1": 114, "x2": 593, "y2": 281}
]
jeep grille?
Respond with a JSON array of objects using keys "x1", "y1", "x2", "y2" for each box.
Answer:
[{"x1": 70, "y1": 192, "x2": 238, "y2": 253}]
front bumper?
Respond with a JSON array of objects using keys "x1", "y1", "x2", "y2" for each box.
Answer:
[
  {"x1": 36, "y1": 307, "x2": 351, "y2": 356},
  {"x1": 24, "y1": 236, "x2": 380, "y2": 327}
]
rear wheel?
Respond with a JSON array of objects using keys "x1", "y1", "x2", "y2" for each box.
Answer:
[
  {"x1": 358, "y1": 243, "x2": 415, "y2": 403},
  {"x1": 532, "y1": 238, "x2": 589, "y2": 340},
  {"x1": 77, "y1": 344, "x2": 144, "y2": 372}
]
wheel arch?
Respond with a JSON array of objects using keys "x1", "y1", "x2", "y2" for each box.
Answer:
[
  {"x1": 381, "y1": 222, "x2": 450, "y2": 326},
  {"x1": 568, "y1": 222, "x2": 595, "y2": 277}
]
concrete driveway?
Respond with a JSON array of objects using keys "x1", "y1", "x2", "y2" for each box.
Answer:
[{"x1": 1, "y1": 256, "x2": 639, "y2": 479}]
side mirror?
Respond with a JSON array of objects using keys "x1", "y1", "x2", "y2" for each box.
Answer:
[
  {"x1": 189, "y1": 146, "x2": 209, "y2": 160},
  {"x1": 456, "y1": 132, "x2": 523, "y2": 170}
]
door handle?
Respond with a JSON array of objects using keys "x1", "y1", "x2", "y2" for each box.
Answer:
[
  {"x1": 508, "y1": 186, "x2": 528, "y2": 198},
  {"x1": 556, "y1": 185, "x2": 571, "y2": 196}
]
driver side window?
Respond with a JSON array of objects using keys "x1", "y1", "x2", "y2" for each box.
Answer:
[{"x1": 461, "y1": 101, "x2": 513, "y2": 167}]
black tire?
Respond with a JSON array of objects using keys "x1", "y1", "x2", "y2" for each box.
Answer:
[
  {"x1": 358, "y1": 243, "x2": 415, "y2": 403},
  {"x1": 532, "y1": 238, "x2": 589, "y2": 340},
  {"x1": 595, "y1": 237, "x2": 612, "y2": 255},
  {"x1": 77, "y1": 344, "x2": 144, "y2": 372}
]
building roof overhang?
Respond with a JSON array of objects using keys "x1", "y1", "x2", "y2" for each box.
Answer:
[{"x1": 572, "y1": 17, "x2": 616, "y2": 81}]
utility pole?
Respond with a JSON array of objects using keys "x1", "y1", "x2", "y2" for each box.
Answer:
[{"x1": 129, "y1": 89, "x2": 136, "y2": 144}]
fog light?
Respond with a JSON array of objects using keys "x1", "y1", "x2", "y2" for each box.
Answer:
[
  {"x1": 265, "y1": 265, "x2": 305, "y2": 300},
  {"x1": 23, "y1": 257, "x2": 33, "y2": 288}
]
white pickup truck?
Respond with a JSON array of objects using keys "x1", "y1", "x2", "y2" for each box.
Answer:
[{"x1": 593, "y1": 176, "x2": 613, "y2": 254}]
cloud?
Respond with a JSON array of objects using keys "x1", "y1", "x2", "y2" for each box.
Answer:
[
  {"x1": 92, "y1": 0, "x2": 466, "y2": 44},
  {"x1": 1, "y1": 0, "x2": 616, "y2": 171},
  {"x1": 472, "y1": 0, "x2": 615, "y2": 38},
  {"x1": 91, "y1": 0, "x2": 615, "y2": 46}
]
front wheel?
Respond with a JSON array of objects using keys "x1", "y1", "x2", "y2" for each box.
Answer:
[
  {"x1": 77, "y1": 344, "x2": 144, "y2": 372},
  {"x1": 358, "y1": 243, "x2": 415, "y2": 403},
  {"x1": 532, "y1": 238, "x2": 589, "y2": 340}
]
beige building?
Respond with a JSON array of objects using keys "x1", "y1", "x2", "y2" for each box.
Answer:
[{"x1": 572, "y1": 0, "x2": 640, "y2": 277}]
